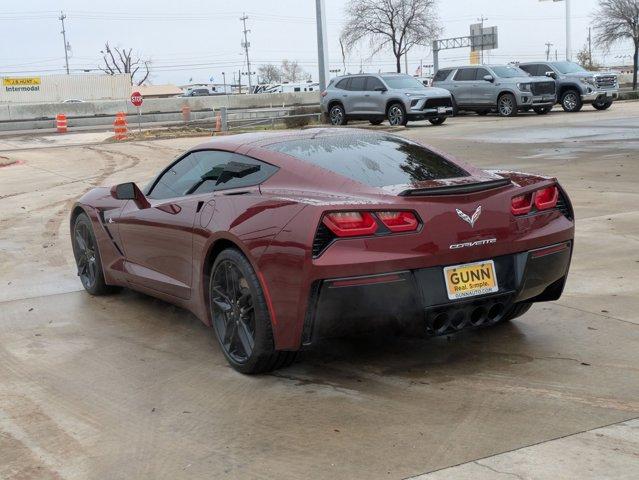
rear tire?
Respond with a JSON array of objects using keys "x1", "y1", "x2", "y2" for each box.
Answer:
[
  {"x1": 534, "y1": 106, "x2": 552, "y2": 115},
  {"x1": 499, "y1": 302, "x2": 533, "y2": 323},
  {"x1": 209, "y1": 248, "x2": 297, "y2": 374},
  {"x1": 428, "y1": 117, "x2": 446, "y2": 125},
  {"x1": 561, "y1": 90, "x2": 583, "y2": 112},
  {"x1": 72, "y1": 213, "x2": 119, "y2": 296},
  {"x1": 369, "y1": 119, "x2": 384, "y2": 126},
  {"x1": 497, "y1": 93, "x2": 518, "y2": 117},
  {"x1": 387, "y1": 102, "x2": 408, "y2": 126},
  {"x1": 476, "y1": 110, "x2": 489, "y2": 116},
  {"x1": 593, "y1": 99, "x2": 613, "y2": 110},
  {"x1": 328, "y1": 103, "x2": 347, "y2": 126}
]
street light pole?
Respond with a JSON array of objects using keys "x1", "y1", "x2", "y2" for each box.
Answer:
[
  {"x1": 565, "y1": 0, "x2": 571, "y2": 60},
  {"x1": 315, "y1": 0, "x2": 330, "y2": 91},
  {"x1": 59, "y1": 11, "x2": 70, "y2": 74}
]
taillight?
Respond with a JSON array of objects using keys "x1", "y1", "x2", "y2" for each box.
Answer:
[
  {"x1": 511, "y1": 193, "x2": 533, "y2": 215},
  {"x1": 376, "y1": 211, "x2": 419, "y2": 232},
  {"x1": 511, "y1": 185, "x2": 560, "y2": 216},
  {"x1": 534, "y1": 186, "x2": 559, "y2": 210},
  {"x1": 321, "y1": 90, "x2": 328, "y2": 97},
  {"x1": 322, "y1": 212, "x2": 377, "y2": 237}
]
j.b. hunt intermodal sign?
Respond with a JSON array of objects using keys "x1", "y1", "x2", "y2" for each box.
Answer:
[{"x1": 3, "y1": 77, "x2": 41, "y2": 92}]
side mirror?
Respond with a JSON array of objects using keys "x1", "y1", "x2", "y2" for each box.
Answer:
[
  {"x1": 483, "y1": 75, "x2": 494, "y2": 83},
  {"x1": 111, "y1": 182, "x2": 150, "y2": 209},
  {"x1": 374, "y1": 86, "x2": 387, "y2": 92},
  {"x1": 545, "y1": 71, "x2": 557, "y2": 79}
]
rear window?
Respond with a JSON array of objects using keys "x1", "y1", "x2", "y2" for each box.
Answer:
[
  {"x1": 265, "y1": 133, "x2": 468, "y2": 188},
  {"x1": 433, "y1": 69, "x2": 452, "y2": 82}
]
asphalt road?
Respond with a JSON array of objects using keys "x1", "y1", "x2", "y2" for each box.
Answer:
[{"x1": 1, "y1": 103, "x2": 638, "y2": 480}]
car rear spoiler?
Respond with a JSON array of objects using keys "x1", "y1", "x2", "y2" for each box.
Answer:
[{"x1": 398, "y1": 178, "x2": 512, "y2": 196}]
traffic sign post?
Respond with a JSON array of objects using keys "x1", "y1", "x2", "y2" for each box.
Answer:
[{"x1": 130, "y1": 91, "x2": 143, "y2": 133}]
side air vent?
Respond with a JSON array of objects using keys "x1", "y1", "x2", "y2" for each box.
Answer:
[
  {"x1": 556, "y1": 191, "x2": 573, "y2": 220},
  {"x1": 312, "y1": 222, "x2": 336, "y2": 258}
]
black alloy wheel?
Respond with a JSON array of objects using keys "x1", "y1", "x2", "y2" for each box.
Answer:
[
  {"x1": 211, "y1": 260, "x2": 256, "y2": 364},
  {"x1": 72, "y1": 213, "x2": 117, "y2": 295},
  {"x1": 593, "y1": 99, "x2": 613, "y2": 110},
  {"x1": 428, "y1": 117, "x2": 446, "y2": 125},
  {"x1": 209, "y1": 248, "x2": 297, "y2": 374}
]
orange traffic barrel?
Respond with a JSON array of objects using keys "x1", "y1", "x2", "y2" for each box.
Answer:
[
  {"x1": 56, "y1": 114, "x2": 68, "y2": 133},
  {"x1": 114, "y1": 112, "x2": 128, "y2": 140}
]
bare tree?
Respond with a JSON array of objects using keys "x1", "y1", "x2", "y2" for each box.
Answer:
[
  {"x1": 100, "y1": 42, "x2": 151, "y2": 86},
  {"x1": 592, "y1": 0, "x2": 639, "y2": 90},
  {"x1": 576, "y1": 43, "x2": 601, "y2": 70},
  {"x1": 258, "y1": 64, "x2": 283, "y2": 83},
  {"x1": 340, "y1": 0, "x2": 441, "y2": 73},
  {"x1": 281, "y1": 59, "x2": 307, "y2": 82}
]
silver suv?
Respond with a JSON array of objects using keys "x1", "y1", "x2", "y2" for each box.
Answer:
[
  {"x1": 321, "y1": 73, "x2": 453, "y2": 126},
  {"x1": 518, "y1": 61, "x2": 618, "y2": 112},
  {"x1": 431, "y1": 65, "x2": 556, "y2": 117}
]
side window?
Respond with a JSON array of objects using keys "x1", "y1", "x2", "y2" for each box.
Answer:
[
  {"x1": 475, "y1": 68, "x2": 490, "y2": 80},
  {"x1": 348, "y1": 76, "x2": 366, "y2": 91},
  {"x1": 433, "y1": 69, "x2": 451, "y2": 82},
  {"x1": 454, "y1": 68, "x2": 475, "y2": 81},
  {"x1": 148, "y1": 151, "x2": 278, "y2": 199},
  {"x1": 539, "y1": 64, "x2": 552, "y2": 76},
  {"x1": 294, "y1": 87, "x2": 301, "y2": 92},
  {"x1": 366, "y1": 76, "x2": 385, "y2": 91},
  {"x1": 335, "y1": 78, "x2": 350, "y2": 90}
]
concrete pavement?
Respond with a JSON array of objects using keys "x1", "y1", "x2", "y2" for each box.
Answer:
[{"x1": 1, "y1": 102, "x2": 638, "y2": 479}]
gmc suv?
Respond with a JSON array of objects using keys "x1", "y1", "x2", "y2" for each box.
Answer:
[
  {"x1": 321, "y1": 73, "x2": 454, "y2": 126},
  {"x1": 431, "y1": 64, "x2": 556, "y2": 117},
  {"x1": 518, "y1": 61, "x2": 618, "y2": 112}
]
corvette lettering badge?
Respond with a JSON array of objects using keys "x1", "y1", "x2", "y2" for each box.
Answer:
[{"x1": 456, "y1": 206, "x2": 482, "y2": 228}]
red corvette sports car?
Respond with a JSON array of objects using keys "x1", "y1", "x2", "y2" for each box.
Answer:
[{"x1": 71, "y1": 128, "x2": 574, "y2": 373}]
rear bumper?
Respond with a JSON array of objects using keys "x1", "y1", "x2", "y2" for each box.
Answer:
[{"x1": 302, "y1": 241, "x2": 572, "y2": 344}]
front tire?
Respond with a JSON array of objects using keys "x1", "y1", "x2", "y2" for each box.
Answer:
[
  {"x1": 72, "y1": 213, "x2": 118, "y2": 295},
  {"x1": 369, "y1": 119, "x2": 384, "y2": 126},
  {"x1": 328, "y1": 103, "x2": 347, "y2": 126},
  {"x1": 387, "y1": 102, "x2": 408, "y2": 126},
  {"x1": 209, "y1": 248, "x2": 297, "y2": 374},
  {"x1": 561, "y1": 90, "x2": 583, "y2": 112},
  {"x1": 428, "y1": 117, "x2": 446, "y2": 125},
  {"x1": 497, "y1": 93, "x2": 518, "y2": 117},
  {"x1": 593, "y1": 99, "x2": 613, "y2": 110}
]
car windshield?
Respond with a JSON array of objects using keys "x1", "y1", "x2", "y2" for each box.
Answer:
[
  {"x1": 266, "y1": 133, "x2": 468, "y2": 188},
  {"x1": 491, "y1": 66, "x2": 528, "y2": 78},
  {"x1": 553, "y1": 61, "x2": 588, "y2": 74},
  {"x1": 380, "y1": 75, "x2": 426, "y2": 90}
]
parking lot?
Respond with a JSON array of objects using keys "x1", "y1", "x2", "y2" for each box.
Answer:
[{"x1": 1, "y1": 103, "x2": 638, "y2": 479}]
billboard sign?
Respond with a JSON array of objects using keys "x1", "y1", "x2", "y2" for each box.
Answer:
[
  {"x1": 3, "y1": 77, "x2": 41, "y2": 93},
  {"x1": 470, "y1": 24, "x2": 498, "y2": 51}
]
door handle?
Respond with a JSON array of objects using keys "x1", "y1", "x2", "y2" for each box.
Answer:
[{"x1": 364, "y1": 94, "x2": 370, "y2": 97}]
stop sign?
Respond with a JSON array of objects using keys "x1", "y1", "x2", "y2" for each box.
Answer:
[{"x1": 130, "y1": 91, "x2": 143, "y2": 107}]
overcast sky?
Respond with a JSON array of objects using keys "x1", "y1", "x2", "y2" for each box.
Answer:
[{"x1": 0, "y1": 0, "x2": 634, "y2": 85}]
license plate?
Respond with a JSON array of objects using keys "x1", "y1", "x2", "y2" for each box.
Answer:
[
  {"x1": 437, "y1": 106, "x2": 447, "y2": 114},
  {"x1": 443, "y1": 260, "x2": 498, "y2": 300}
]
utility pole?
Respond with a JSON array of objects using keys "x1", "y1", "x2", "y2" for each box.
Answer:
[
  {"x1": 59, "y1": 11, "x2": 70, "y2": 74},
  {"x1": 315, "y1": 0, "x2": 330, "y2": 91},
  {"x1": 588, "y1": 27, "x2": 592, "y2": 68},
  {"x1": 240, "y1": 14, "x2": 252, "y2": 91},
  {"x1": 545, "y1": 42, "x2": 553, "y2": 61},
  {"x1": 477, "y1": 15, "x2": 488, "y2": 64},
  {"x1": 539, "y1": 0, "x2": 571, "y2": 60},
  {"x1": 404, "y1": 51, "x2": 408, "y2": 74}
]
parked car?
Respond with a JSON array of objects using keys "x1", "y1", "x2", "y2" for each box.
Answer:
[
  {"x1": 431, "y1": 65, "x2": 556, "y2": 117},
  {"x1": 70, "y1": 128, "x2": 574, "y2": 374},
  {"x1": 518, "y1": 61, "x2": 618, "y2": 112},
  {"x1": 184, "y1": 88, "x2": 211, "y2": 97},
  {"x1": 321, "y1": 73, "x2": 453, "y2": 126}
]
